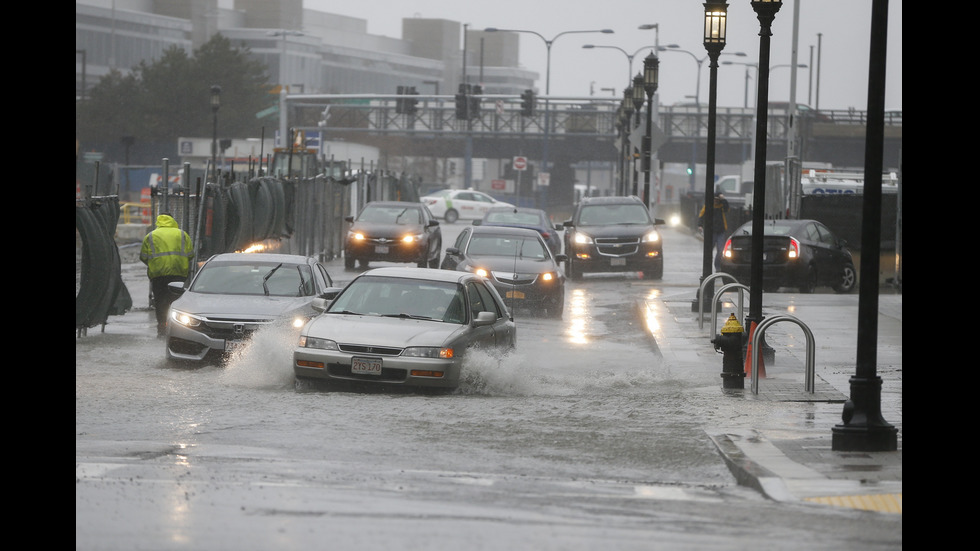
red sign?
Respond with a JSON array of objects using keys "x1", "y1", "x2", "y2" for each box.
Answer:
[{"x1": 513, "y1": 156, "x2": 527, "y2": 171}]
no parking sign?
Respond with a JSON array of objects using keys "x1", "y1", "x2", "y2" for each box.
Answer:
[{"x1": 513, "y1": 156, "x2": 527, "y2": 171}]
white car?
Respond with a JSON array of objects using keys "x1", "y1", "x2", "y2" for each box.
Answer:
[{"x1": 421, "y1": 189, "x2": 515, "y2": 223}]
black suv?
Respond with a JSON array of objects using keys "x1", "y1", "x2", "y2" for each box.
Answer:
[{"x1": 562, "y1": 196, "x2": 665, "y2": 280}]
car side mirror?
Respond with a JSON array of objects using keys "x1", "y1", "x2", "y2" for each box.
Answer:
[
  {"x1": 167, "y1": 281, "x2": 186, "y2": 297},
  {"x1": 563, "y1": 220, "x2": 573, "y2": 228},
  {"x1": 427, "y1": 219, "x2": 439, "y2": 227},
  {"x1": 472, "y1": 311, "x2": 496, "y2": 327},
  {"x1": 555, "y1": 254, "x2": 568, "y2": 263},
  {"x1": 472, "y1": 220, "x2": 482, "y2": 226},
  {"x1": 344, "y1": 215, "x2": 354, "y2": 223},
  {"x1": 319, "y1": 287, "x2": 344, "y2": 302},
  {"x1": 446, "y1": 247, "x2": 461, "y2": 256},
  {"x1": 653, "y1": 218, "x2": 666, "y2": 226},
  {"x1": 311, "y1": 297, "x2": 330, "y2": 313}
]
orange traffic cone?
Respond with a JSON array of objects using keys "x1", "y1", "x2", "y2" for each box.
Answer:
[{"x1": 744, "y1": 321, "x2": 767, "y2": 379}]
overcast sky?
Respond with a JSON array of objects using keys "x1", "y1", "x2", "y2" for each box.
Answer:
[{"x1": 289, "y1": 0, "x2": 901, "y2": 112}]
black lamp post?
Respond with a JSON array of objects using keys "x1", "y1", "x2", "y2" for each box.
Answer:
[
  {"x1": 642, "y1": 53, "x2": 659, "y2": 209},
  {"x1": 631, "y1": 75, "x2": 645, "y2": 196},
  {"x1": 210, "y1": 84, "x2": 221, "y2": 184},
  {"x1": 698, "y1": 1, "x2": 728, "y2": 311},
  {"x1": 745, "y1": 0, "x2": 781, "y2": 350},
  {"x1": 622, "y1": 88, "x2": 634, "y2": 195},
  {"x1": 831, "y1": 0, "x2": 897, "y2": 452}
]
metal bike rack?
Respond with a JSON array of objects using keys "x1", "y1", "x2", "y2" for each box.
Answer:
[
  {"x1": 697, "y1": 272, "x2": 738, "y2": 329},
  {"x1": 710, "y1": 283, "x2": 750, "y2": 335},
  {"x1": 749, "y1": 314, "x2": 816, "y2": 395}
]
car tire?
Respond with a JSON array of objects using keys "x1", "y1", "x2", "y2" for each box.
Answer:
[
  {"x1": 358, "y1": 259, "x2": 369, "y2": 269},
  {"x1": 800, "y1": 266, "x2": 817, "y2": 294},
  {"x1": 643, "y1": 261, "x2": 664, "y2": 280},
  {"x1": 344, "y1": 254, "x2": 355, "y2": 270},
  {"x1": 566, "y1": 258, "x2": 582, "y2": 281},
  {"x1": 834, "y1": 263, "x2": 858, "y2": 294},
  {"x1": 444, "y1": 209, "x2": 459, "y2": 224},
  {"x1": 547, "y1": 295, "x2": 564, "y2": 319}
]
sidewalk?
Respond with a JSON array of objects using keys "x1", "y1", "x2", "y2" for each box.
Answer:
[{"x1": 638, "y1": 260, "x2": 902, "y2": 514}]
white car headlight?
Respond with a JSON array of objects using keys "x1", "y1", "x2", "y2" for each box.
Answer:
[
  {"x1": 643, "y1": 231, "x2": 661, "y2": 243},
  {"x1": 402, "y1": 347, "x2": 454, "y2": 359},
  {"x1": 170, "y1": 309, "x2": 202, "y2": 327},
  {"x1": 573, "y1": 232, "x2": 593, "y2": 245},
  {"x1": 299, "y1": 336, "x2": 339, "y2": 350}
]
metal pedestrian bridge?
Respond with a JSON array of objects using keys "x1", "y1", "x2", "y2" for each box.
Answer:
[{"x1": 285, "y1": 93, "x2": 902, "y2": 169}]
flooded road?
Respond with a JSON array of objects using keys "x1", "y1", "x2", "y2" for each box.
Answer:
[{"x1": 76, "y1": 224, "x2": 901, "y2": 550}]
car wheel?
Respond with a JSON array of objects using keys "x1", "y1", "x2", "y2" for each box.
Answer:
[
  {"x1": 643, "y1": 261, "x2": 663, "y2": 280},
  {"x1": 344, "y1": 254, "x2": 355, "y2": 270},
  {"x1": 799, "y1": 266, "x2": 817, "y2": 294},
  {"x1": 358, "y1": 259, "x2": 369, "y2": 269},
  {"x1": 834, "y1": 263, "x2": 857, "y2": 294},
  {"x1": 547, "y1": 295, "x2": 564, "y2": 319},
  {"x1": 444, "y1": 209, "x2": 459, "y2": 224}
]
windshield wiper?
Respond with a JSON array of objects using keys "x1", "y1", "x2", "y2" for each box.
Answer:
[
  {"x1": 381, "y1": 313, "x2": 436, "y2": 321},
  {"x1": 262, "y1": 263, "x2": 283, "y2": 296}
]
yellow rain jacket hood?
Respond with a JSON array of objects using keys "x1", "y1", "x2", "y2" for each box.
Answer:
[{"x1": 139, "y1": 214, "x2": 195, "y2": 278}]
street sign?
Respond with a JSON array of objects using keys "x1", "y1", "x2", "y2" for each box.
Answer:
[{"x1": 513, "y1": 156, "x2": 527, "y2": 171}]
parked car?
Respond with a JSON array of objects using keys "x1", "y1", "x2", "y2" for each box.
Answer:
[
  {"x1": 293, "y1": 267, "x2": 516, "y2": 391},
  {"x1": 343, "y1": 201, "x2": 442, "y2": 270},
  {"x1": 562, "y1": 195, "x2": 665, "y2": 280},
  {"x1": 421, "y1": 189, "x2": 515, "y2": 223},
  {"x1": 441, "y1": 225, "x2": 567, "y2": 319},
  {"x1": 719, "y1": 219, "x2": 857, "y2": 294},
  {"x1": 474, "y1": 206, "x2": 563, "y2": 256},
  {"x1": 166, "y1": 253, "x2": 342, "y2": 364}
]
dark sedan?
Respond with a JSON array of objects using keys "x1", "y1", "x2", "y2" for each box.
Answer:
[
  {"x1": 719, "y1": 219, "x2": 857, "y2": 293},
  {"x1": 344, "y1": 201, "x2": 442, "y2": 270},
  {"x1": 441, "y1": 225, "x2": 567, "y2": 319},
  {"x1": 474, "y1": 206, "x2": 563, "y2": 256}
]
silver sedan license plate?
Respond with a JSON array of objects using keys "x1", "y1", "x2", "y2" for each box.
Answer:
[{"x1": 352, "y1": 356, "x2": 382, "y2": 375}]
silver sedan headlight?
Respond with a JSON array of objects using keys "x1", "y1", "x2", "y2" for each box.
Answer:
[
  {"x1": 300, "y1": 335, "x2": 339, "y2": 350},
  {"x1": 402, "y1": 346, "x2": 454, "y2": 359},
  {"x1": 170, "y1": 309, "x2": 202, "y2": 327}
]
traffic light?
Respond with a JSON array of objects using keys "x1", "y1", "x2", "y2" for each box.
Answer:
[
  {"x1": 454, "y1": 83, "x2": 468, "y2": 120},
  {"x1": 405, "y1": 86, "x2": 418, "y2": 115},
  {"x1": 395, "y1": 85, "x2": 406, "y2": 114},
  {"x1": 686, "y1": 164, "x2": 694, "y2": 176},
  {"x1": 468, "y1": 85, "x2": 482, "y2": 118},
  {"x1": 520, "y1": 89, "x2": 535, "y2": 117}
]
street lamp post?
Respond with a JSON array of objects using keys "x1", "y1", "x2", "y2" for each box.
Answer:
[
  {"x1": 621, "y1": 88, "x2": 634, "y2": 195},
  {"x1": 485, "y1": 27, "x2": 613, "y2": 205},
  {"x1": 210, "y1": 85, "x2": 221, "y2": 185},
  {"x1": 746, "y1": 0, "x2": 782, "y2": 367},
  {"x1": 642, "y1": 53, "x2": 659, "y2": 210},
  {"x1": 831, "y1": 0, "x2": 897, "y2": 452},
  {"x1": 697, "y1": 1, "x2": 729, "y2": 315},
  {"x1": 631, "y1": 75, "x2": 645, "y2": 197}
]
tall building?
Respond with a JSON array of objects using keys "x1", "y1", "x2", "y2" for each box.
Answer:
[{"x1": 75, "y1": 0, "x2": 537, "y2": 101}]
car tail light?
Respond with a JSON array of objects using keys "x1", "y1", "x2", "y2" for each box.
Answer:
[
  {"x1": 722, "y1": 238, "x2": 733, "y2": 258},
  {"x1": 788, "y1": 237, "x2": 800, "y2": 259},
  {"x1": 541, "y1": 231, "x2": 550, "y2": 239}
]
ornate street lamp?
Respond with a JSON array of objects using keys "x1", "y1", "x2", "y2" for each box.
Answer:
[
  {"x1": 621, "y1": 88, "x2": 634, "y2": 196},
  {"x1": 630, "y1": 75, "x2": 645, "y2": 196},
  {"x1": 642, "y1": 53, "x2": 659, "y2": 210},
  {"x1": 697, "y1": 1, "x2": 728, "y2": 314},
  {"x1": 744, "y1": 0, "x2": 782, "y2": 377},
  {"x1": 210, "y1": 84, "x2": 221, "y2": 185}
]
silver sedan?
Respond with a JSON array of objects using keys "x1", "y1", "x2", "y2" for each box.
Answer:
[{"x1": 294, "y1": 267, "x2": 516, "y2": 391}]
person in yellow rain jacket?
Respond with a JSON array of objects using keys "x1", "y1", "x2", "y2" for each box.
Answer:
[
  {"x1": 697, "y1": 192, "x2": 730, "y2": 271},
  {"x1": 140, "y1": 213, "x2": 194, "y2": 336}
]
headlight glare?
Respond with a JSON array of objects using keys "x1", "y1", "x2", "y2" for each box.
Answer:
[
  {"x1": 573, "y1": 232, "x2": 593, "y2": 245},
  {"x1": 170, "y1": 309, "x2": 201, "y2": 327},
  {"x1": 643, "y1": 231, "x2": 661, "y2": 243}
]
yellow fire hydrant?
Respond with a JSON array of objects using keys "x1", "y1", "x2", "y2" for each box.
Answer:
[{"x1": 712, "y1": 313, "x2": 746, "y2": 390}]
